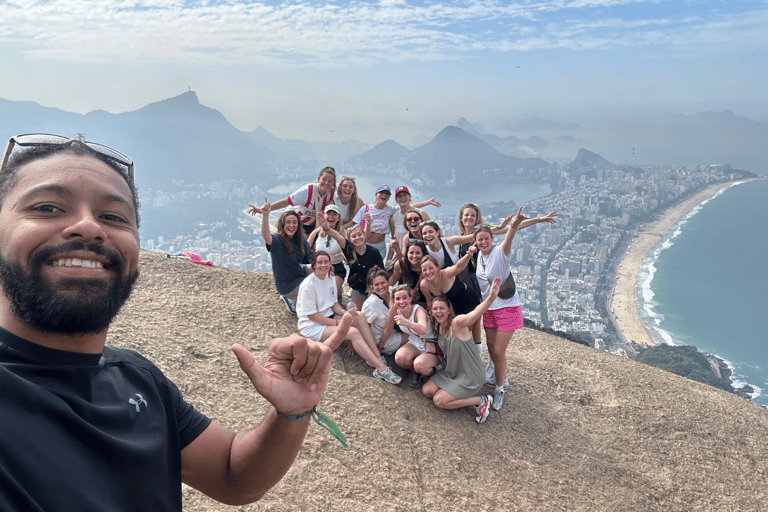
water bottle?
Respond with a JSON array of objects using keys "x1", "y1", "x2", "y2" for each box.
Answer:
[{"x1": 346, "y1": 298, "x2": 356, "y2": 312}]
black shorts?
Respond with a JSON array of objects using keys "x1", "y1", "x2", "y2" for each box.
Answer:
[{"x1": 333, "y1": 262, "x2": 347, "y2": 279}]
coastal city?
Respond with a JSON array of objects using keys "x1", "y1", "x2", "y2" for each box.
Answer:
[{"x1": 138, "y1": 160, "x2": 748, "y2": 357}]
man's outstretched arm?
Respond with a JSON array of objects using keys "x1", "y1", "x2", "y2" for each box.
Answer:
[{"x1": 180, "y1": 315, "x2": 352, "y2": 505}]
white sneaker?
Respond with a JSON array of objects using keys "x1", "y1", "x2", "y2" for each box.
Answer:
[
  {"x1": 492, "y1": 389, "x2": 505, "y2": 411},
  {"x1": 485, "y1": 359, "x2": 495, "y2": 385},
  {"x1": 373, "y1": 366, "x2": 402, "y2": 385},
  {"x1": 475, "y1": 395, "x2": 492, "y2": 423}
]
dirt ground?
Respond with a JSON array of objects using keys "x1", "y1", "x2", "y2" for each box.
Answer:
[{"x1": 108, "y1": 251, "x2": 768, "y2": 511}]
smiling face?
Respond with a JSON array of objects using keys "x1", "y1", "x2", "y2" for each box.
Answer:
[
  {"x1": 374, "y1": 191, "x2": 390, "y2": 208},
  {"x1": 393, "y1": 289, "x2": 412, "y2": 310},
  {"x1": 460, "y1": 206, "x2": 479, "y2": 233},
  {"x1": 396, "y1": 192, "x2": 411, "y2": 207},
  {"x1": 421, "y1": 224, "x2": 439, "y2": 246},
  {"x1": 371, "y1": 275, "x2": 389, "y2": 296},
  {"x1": 431, "y1": 298, "x2": 451, "y2": 326},
  {"x1": 312, "y1": 254, "x2": 332, "y2": 278},
  {"x1": 325, "y1": 210, "x2": 340, "y2": 229},
  {"x1": 420, "y1": 258, "x2": 438, "y2": 281},
  {"x1": 474, "y1": 229, "x2": 494, "y2": 255},
  {"x1": 280, "y1": 212, "x2": 300, "y2": 237},
  {"x1": 348, "y1": 226, "x2": 366, "y2": 248},
  {"x1": 405, "y1": 212, "x2": 423, "y2": 235},
  {"x1": 317, "y1": 170, "x2": 336, "y2": 196},
  {"x1": 338, "y1": 179, "x2": 355, "y2": 201},
  {"x1": 407, "y1": 244, "x2": 425, "y2": 266},
  {"x1": 0, "y1": 152, "x2": 140, "y2": 337}
]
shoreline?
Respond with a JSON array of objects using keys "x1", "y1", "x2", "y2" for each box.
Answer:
[{"x1": 609, "y1": 180, "x2": 739, "y2": 347}]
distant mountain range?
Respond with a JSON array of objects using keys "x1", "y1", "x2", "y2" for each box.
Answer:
[{"x1": 1, "y1": 92, "x2": 765, "y2": 190}]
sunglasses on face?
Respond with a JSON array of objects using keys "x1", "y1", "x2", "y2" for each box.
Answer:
[{"x1": 1, "y1": 133, "x2": 134, "y2": 188}]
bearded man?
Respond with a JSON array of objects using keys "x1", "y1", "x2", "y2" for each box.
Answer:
[{"x1": 0, "y1": 134, "x2": 348, "y2": 511}]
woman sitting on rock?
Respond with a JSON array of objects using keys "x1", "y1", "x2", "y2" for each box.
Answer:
[
  {"x1": 362, "y1": 268, "x2": 407, "y2": 358},
  {"x1": 421, "y1": 278, "x2": 502, "y2": 423},
  {"x1": 419, "y1": 246, "x2": 482, "y2": 355},
  {"x1": 380, "y1": 284, "x2": 430, "y2": 388},
  {"x1": 296, "y1": 251, "x2": 401, "y2": 385}
]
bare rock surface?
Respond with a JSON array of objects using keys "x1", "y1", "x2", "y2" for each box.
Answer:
[{"x1": 108, "y1": 251, "x2": 768, "y2": 511}]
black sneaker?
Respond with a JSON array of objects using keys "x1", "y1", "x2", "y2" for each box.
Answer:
[{"x1": 280, "y1": 296, "x2": 297, "y2": 316}]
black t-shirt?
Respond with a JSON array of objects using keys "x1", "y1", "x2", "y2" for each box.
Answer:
[
  {"x1": 0, "y1": 327, "x2": 211, "y2": 512},
  {"x1": 344, "y1": 244, "x2": 385, "y2": 293}
]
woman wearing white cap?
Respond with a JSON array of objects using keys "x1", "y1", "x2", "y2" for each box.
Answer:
[
  {"x1": 308, "y1": 204, "x2": 347, "y2": 303},
  {"x1": 352, "y1": 185, "x2": 398, "y2": 260}
]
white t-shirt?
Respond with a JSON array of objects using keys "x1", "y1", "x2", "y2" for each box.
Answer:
[
  {"x1": 352, "y1": 204, "x2": 397, "y2": 235},
  {"x1": 475, "y1": 244, "x2": 521, "y2": 310},
  {"x1": 297, "y1": 273, "x2": 338, "y2": 331},
  {"x1": 287, "y1": 183, "x2": 334, "y2": 227}
]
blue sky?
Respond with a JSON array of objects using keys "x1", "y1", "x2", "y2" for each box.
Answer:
[{"x1": 1, "y1": 0, "x2": 766, "y2": 144}]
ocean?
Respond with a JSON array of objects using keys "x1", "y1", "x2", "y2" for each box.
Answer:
[{"x1": 637, "y1": 177, "x2": 768, "y2": 406}]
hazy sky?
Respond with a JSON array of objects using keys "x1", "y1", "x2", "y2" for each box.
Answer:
[{"x1": 1, "y1": 0, "x2": 766, "y2": 144}]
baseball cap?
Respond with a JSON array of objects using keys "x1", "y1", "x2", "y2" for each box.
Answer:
[
  {"x1": 324, "y1": 204, "x2": 341, "y2": 214},
  {"x1": 375, "y1": 185, "x2": 391, "y2": 195},
  {"x1": 395, "y1": 186, "x2": 410, "y2": 197}
]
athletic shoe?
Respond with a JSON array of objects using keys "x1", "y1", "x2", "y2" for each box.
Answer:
[
  {"x1": 484, "y1": 359, "x2": 495, "y2": 385},
  {"x1": 409, "y1": 372, "x2": 422, "y2": 389},
  {"x1": 373, "y1": 366, "x2": 402, "y2": 385},
  {"x1": 280, "y1": 296, "x2": 297, "y2": 316},
  {"x1": 475, "y1": 395, "x2": 492, "y2": 424},
  {"x1": 492, "y1": 388, "x2": 505, "y2": 411}
]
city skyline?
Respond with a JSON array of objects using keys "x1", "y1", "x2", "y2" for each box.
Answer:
[{"x1": 1, "y1": 0, "x2": 766, "y2": 146}]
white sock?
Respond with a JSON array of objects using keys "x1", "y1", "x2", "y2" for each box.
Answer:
[{"x1": 476, "y1": 343, "x2": 483, "y2": 356}]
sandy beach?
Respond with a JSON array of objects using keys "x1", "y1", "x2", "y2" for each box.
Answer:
[{"x1": 610, "y1": 181, "x2": 737, "y2": 346}]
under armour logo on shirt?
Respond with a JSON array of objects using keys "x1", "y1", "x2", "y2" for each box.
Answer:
[{"x1": 129, "y1": 394, "x2": 148, "y2": 412}]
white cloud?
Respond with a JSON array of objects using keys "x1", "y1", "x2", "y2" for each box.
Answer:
[{"x1": 0, "y1": 0, "x2": 765, "y2": 67}]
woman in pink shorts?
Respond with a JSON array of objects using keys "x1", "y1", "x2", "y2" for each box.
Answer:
[{"x1": 475, "y1": 207, "x2": 557, "y2": 412}]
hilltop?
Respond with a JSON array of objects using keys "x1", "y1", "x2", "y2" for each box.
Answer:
[{"x1": 109, "y1": 251, "x2": 768, "y2": 511}]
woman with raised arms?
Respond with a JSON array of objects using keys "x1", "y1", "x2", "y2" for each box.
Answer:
[
  {"x1": 421, "y1": 278, "x2": 503, "y2": 424},
  {"x1": 296, "y1": 251, "x2": 401, "y2": 385},
  {"x1": 475, "y1": 207, "x2": 557, "y2": 411},
  {"x1": 249, "y1": 166, "x2": 337, "y2": 236},
  {"x1": 379, "y1": 284, "x2": 430, "y2": 389},
  {"x1": 335, "y1": 176, "x2": 365, "y2": 229},
  {"x1": 250, "y1": 198, "x2": 312, "y2": 316}
]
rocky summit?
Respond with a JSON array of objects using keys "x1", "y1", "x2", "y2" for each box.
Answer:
[{"x1": 108, "y1": 251, "x2": 768, "y2": 511}]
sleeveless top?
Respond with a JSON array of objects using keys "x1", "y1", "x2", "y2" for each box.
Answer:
[
  {"x1": 426, "y1": 238, "x2": 458, "y2": 269},
  {"x1": 444, "y1": 275, "x2": 480, "y2": 315},
  {"x1": 431, "y1": 331, "x2": 484, "y2": 399}
]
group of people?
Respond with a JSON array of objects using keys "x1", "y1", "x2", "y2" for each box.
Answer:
[{"x1": 250, "y1": 166, "x2": 557, "y2": 424}]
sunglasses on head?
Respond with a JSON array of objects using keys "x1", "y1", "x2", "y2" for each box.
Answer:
[{"x1": 1, "y1": 133, "x2": 134, "y2": 188}]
